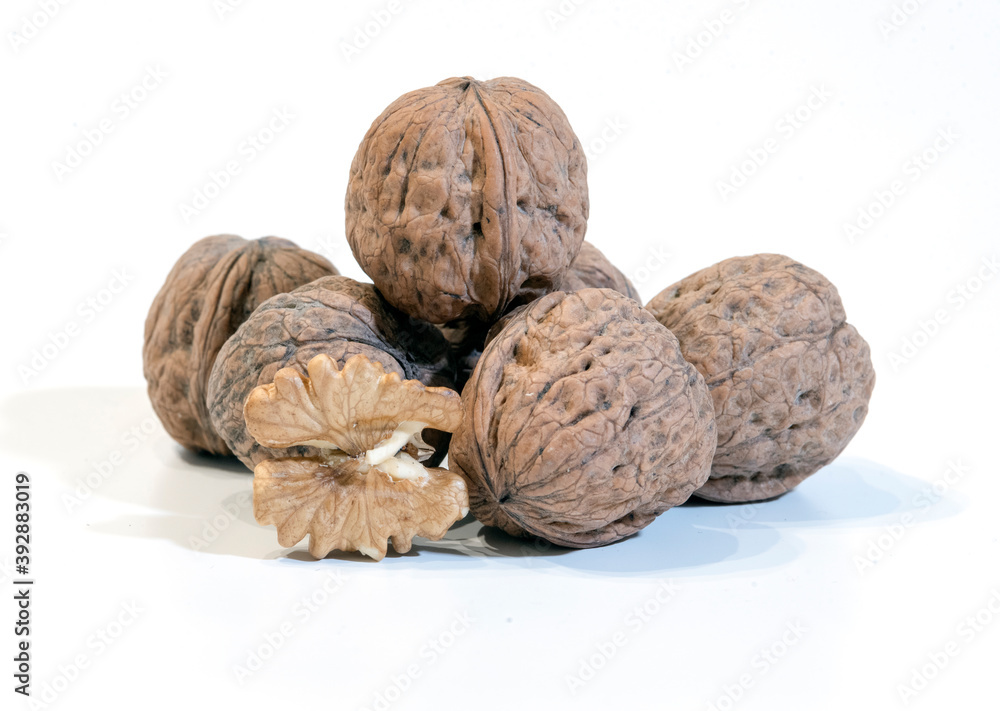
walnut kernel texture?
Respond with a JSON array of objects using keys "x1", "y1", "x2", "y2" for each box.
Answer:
[{"x1": 207, "y1": 275, "x2": 454, "y2": 470}]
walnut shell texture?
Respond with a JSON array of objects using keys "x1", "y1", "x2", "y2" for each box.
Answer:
[
  {"x1": 449, "y1": 288, "x2": 717, "y2": 548},
  {"x1": 646, "y1": 253, "x2": 875, "y2": 503},
  {"x1": 143, "y1": 235, "x2": 337, "y2": 455},
  {"x1": 346, "y1": 76, "x2": 589, "y2": 324},
  {"x1": 560, "y1": 241, "x2": 640, "y2": 301},
  {"x1": 206, "y1": 276, "x2": 454, "y2": 470}
]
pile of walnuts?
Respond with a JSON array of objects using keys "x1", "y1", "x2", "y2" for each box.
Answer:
[{"x1": 144, "y1": 77, "x2": 875, "y2": 561}]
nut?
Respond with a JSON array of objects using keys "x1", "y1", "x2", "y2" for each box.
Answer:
[
  {"x1": 646, "y1": 253, "x2": 875, "y2": 503},
  {"x1": 246, "y1": 354, "x2": 468, "y2": 561},
  {"x1": 143, "y1": 235, "x2": 336, "y2": 455},
  {"x1": 449, "y1": 288, "x2": 717, "y2": 547},
  {"x1": 436, "y1": 317, "x2": 493, "y2": 394},
  {"x1": 441, "y1": 237, "x2": 635, "y2": 392},
  {"x1": 207, "y1": 275, "x2": 454, "y2": 470},
  {"x1": 346, "y1": 76, "x2": 589, "y2": 324},
  {"x1": 469, "y1": 242, "x2": 638, "y2": 370},
  {"x1": 560, "y1": 241, "x2": 640, "y2": 302}
]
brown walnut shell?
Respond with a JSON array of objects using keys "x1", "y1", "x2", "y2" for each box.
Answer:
[
  {"x1": 646, "y1": 253, "x2": 876, "y2": 503},
  {"x1": 436, "y1": 317, "x2": 493, "y2": 394},
  {"x1": 459, "y1": 243, "x2": 637, "y2": 385},
  {"x1": 143, "y1": 235, "x2": 336, "y2": 455},
  {"x1": 346, "y1": 76, "x2": 589, "y2": 325},
  {"x1": 436, "y1": 243, "x2": 634, "y2": 394},
  {"x1": 206, "y1": 275, "x2": 454, "y2": 470},
  {"x1": 449, "y1": 288, "x2": 717, "y2": 548},
  {"x1": 560, "y1": 241, "x2": 640, "y2": 302}
]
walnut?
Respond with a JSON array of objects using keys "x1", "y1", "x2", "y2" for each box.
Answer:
[
  {"x1": 447, "y1": 243, "x2": 637, "y2": 388},
  {"x1": 449, "y1": 288, "x2": 717, "y2": 547},
  {"x1": 560, "y1": 241, "x2": 640, "y2": 301},
  {"x1": 346, "y1": 76, "x2": 589, "y2": 325},
  {"x1": 246, "y1": 354, "x2": 468, "y2": 560},
  {"x1": 206, "y1": 275, "x2": 454, "y2": 470},
  {"x1": 143, "y1": 235, "x2": 336, "y2": 455},
  {"x1": 436, "y1": 317, "x2": 493, "y2": 394},
  {"x1": 646, "y1": 253, "x2": 875, "y2": 503}
]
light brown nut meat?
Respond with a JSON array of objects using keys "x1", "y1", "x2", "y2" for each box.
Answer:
[
  {"x1": 246, "y1": 354, "x2": 468, "y2": 561},
  {"x1": 207, "y1": 275, "x2": 454, "y2": 470},
  {"x1": 449, "y1": 288, "x2": 717, "y2": 548},
  {"x1": 560, "y1": 241, "x2": 640, "y2": 301},
  {"x1": 646, "y1": 253, "x2": 876, "y2": 503},
  {"x1": 346, "y1": 76, "x2": 589, "y2": 324},
  {"x1": 143, "y1": 235, "x2": 337, "y2": 455}
]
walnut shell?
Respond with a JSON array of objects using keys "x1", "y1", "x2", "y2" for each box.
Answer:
[
  {"x1": 449, "y1": 288, "x2": 717, "y2": 548},
  {"x1": 457, "y1": 243, "x2": 637, "y2": 384},
  {"x1": 436, "y1": 242, "x2": 632, "y2": 394},
  {"x1": 436, "y1": 317, "x2": 493, "y2": 394},
  {"x1": 560, "y1": 242, "x2": 640, "y2": 301},
  {"x1": 646, "y1": 253, "x2": 875, "y2": 503},
  {"x1": 206, "y1": 275, "x2": 454, "y2": 470},
  {"x1": 143, "y1": 235, "x2": 336, "y2": 455},
  {"x1": 346, "y1": 76, "x2": 589, "y2": 325}
]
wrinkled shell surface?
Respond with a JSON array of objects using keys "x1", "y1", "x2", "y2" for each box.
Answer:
[
  {"x1": 449, "y1": 288, "x2": 717, "y2": 548},
  {"x1": 245, "y1": 354, "x2": 468, "y2": 561},
  {"x1": 143, "y1": 235, "x2": 336, "y2": 454},
  {"x1": 560, "y1": 242, "x2": 640, "y2": 302},
  {"x1": 346, "y1": 76, "x2": 589, "y2": 324},
  {"x1": 207, "y1": 276, "x2": 453, "y2": 470},
  {"x1": 646, "y1": 253, "x2": 875, "y2": 503},
  {"x1": 438, "y1": 240, "x2": 632, "y2": 393},
  {"x1": 469, "y1": 242, "x2": 637, "y2": 368}
]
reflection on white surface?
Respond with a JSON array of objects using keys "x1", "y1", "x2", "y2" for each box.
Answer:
[{"x1": 0, "y1": 387, "x2": 963, "y2": 577}]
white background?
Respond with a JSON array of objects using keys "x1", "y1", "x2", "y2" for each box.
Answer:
[{"x1": 1, "y1": 1, "x2": 998, "y2": 709}]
